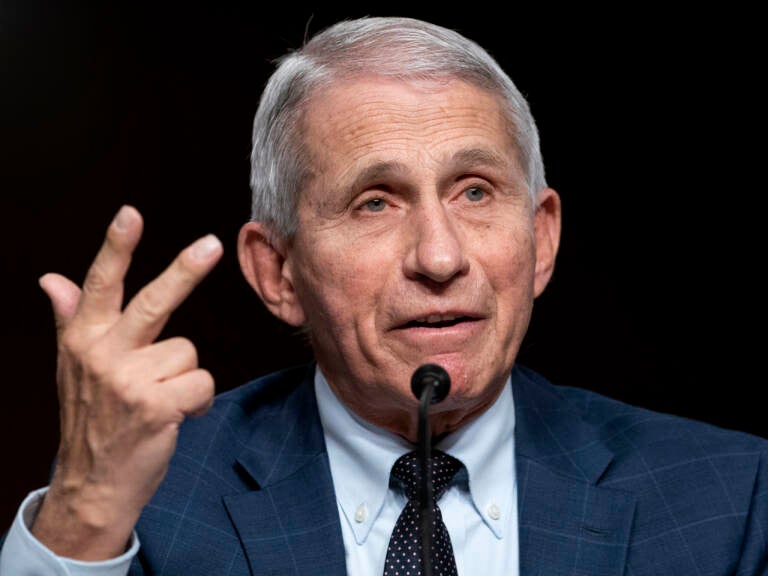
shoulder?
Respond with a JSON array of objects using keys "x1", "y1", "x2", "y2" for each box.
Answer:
[
  {"x1": 515, "y1": 364, "x2": 768, "y2": 457},
  {"x1": 213, "y1": 362, "x2": 314, "y2": 407},
  {"x1": 514, "y1": 365, "x2": 768, "y2": 569},
  {"x1": 558, "y1": 379, "x2": 768, "y2": 459},
  {"x1": 513, "y1": 363, "x2": 768, "y2": 509},
  {"x1": 560, "y1": 380, "x2": 768, "y2": 523}
]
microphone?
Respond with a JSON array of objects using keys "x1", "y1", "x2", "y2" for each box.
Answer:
[
  {"x1": 410, "y1": 363, "x2": 451, "y2": 576},
  {"x1": 411, "y1": 363, "x2": 451, "y2": 405}
]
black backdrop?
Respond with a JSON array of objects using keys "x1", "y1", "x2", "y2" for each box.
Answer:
[{"x1": 1, "y1": 2, "x2": 764, "y2": 531}]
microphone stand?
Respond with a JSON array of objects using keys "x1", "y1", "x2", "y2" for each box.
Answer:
[
  {"x1": 411, "y1": 364, "x2": 451, "y2": 576},
  {"x1": 417, "y1": 382, "x2": 435, "y2": 576}
]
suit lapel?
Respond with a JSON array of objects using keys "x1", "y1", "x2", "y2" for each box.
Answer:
[
  {"x1": 513, "y1": 366, "x2": 636, "y2": 575},
  {"x1": 219, "y1": 363, "x2": 638, "y2": 575},
  {"x1": 223, "y1": 365, "x2": 347, "y2": 576}
]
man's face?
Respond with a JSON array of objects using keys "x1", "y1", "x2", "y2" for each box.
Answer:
[{"x1": 251, "y1": 77, "x2": 560, "y2": 439}]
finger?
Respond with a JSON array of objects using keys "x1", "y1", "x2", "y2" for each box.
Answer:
[
  {"x1": 113, "y1": 234, "x2": 223, "y2": 347},
  {"x1": 128, "y1": 337, "x2": 199, "y2": 383},
  {"x1": 77, "y1": 205, "x2": 144, "y2": 324},
  {"x1": 159, "y1": 368, "x2": 215, "y2": 418},
  {"x1": 38, "y1": 273, "x2": 82, "y2": 335}
]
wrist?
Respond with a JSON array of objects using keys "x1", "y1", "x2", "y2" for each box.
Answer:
[{"x1": 31, "y1": 483, "x2": 139, "y2": 560}]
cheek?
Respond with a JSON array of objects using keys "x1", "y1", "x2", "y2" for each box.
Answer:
[
  {"x1": 479, "y1": 231, "x2": 538, "y2": 343},
  {"x1": 291, "y1": 238, "x2": 389, "y2": 333},
  {"x1": 481, "y1": 227, "x2": 536, "y2": 291}
]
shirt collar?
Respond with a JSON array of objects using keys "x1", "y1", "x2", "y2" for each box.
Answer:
[{"x1": 315, "y1": 367, "x2": 516, "y2": 544}]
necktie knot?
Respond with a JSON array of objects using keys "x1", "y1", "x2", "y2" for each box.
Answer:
[{"x1": 391, "y1": 449, "x2": 462, "y2": 502}]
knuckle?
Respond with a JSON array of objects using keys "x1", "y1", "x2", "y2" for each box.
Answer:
[
  {"x1": 198, "y1": 369, "x2": 215, "y2": 396},
  {"x1": 125, "y1": 393, "x2": 161, "y2": 426},
  {"x1": 58, "y1": 329, "x2": 83, "y2": 355},
  {"x1": 190, "y1": 370, "x2": 215, "y2": 413},
  {"x1": 134, "y1": 393, "x2": 160, "y2": 418},
  {"x1": 81, "y1": 348, "x2": 118, "y2": 385},
  {"x1": 132, "y1": 288, "x2": 167, "y2": 322},
  {"x1": 188, "y1": 369, "x2": 215, "y2": 401},
  {"x1": 171, "y1": 336, "x2": 199, "y2": 366},
  {"x1": 78, "y1": 343, "x2": 104, "y2": 370},
  {"x1": 115, "y1": 378, "x2": 153, "y2": 411},
  {"x1": 82, "y1": 261, "x2": 112, "y2": 295}
]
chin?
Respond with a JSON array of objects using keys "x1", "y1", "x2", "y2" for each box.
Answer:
[{"x1": 449, "y1": 363, "x2": 509, "y2": 402}]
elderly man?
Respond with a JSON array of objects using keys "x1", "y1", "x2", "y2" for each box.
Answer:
[{"x1": 2, "y1": 16, "x2": 766, "y2": 576}]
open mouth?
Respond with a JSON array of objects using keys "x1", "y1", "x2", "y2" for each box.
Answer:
[{"x1": 401, "y1": 315, "x2": 477, "y2": 329}]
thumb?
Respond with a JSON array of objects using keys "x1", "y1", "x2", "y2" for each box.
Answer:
[{"x1": 39, "y1": 273, "x2": 82, "y2": 333}]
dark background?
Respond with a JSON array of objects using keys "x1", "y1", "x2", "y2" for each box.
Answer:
[{"x1": 1, "y1": 2, "x2": 764, "y2": 531}]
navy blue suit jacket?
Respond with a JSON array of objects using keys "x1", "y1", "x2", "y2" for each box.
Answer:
[{"x1": 129, "y1": 363, "x2": 768, "y2": 575}]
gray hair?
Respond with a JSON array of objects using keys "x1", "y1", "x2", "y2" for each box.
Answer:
[{"x1": 249, "y1": 16, "x2": 547, "y2": 238}]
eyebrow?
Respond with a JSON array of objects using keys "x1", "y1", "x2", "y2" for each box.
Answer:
[
  {"x1": 450, "y1": 148, "x2": 509, "y2": 171},
  {"x1": 357, "y1": 148, "x2": 506, "y2": 178},
  {"x1": 346, "y1": 160, "x2": 411, "y2": 192},
  {"x1": 342, "y1": 147, "x2": 513, "y2": 199}
]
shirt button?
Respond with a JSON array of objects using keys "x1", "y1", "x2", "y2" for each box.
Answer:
[
  {"x1": 487, "y1": 503, "x2": 501, "y2": 521},
  {"x1": 354, "y1": 503, "x2": 368, "y2": 523}
]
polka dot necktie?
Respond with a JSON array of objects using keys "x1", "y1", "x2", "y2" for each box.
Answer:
[{"x1": 383, "y1": 450, "x2": 463, "y2": 576}]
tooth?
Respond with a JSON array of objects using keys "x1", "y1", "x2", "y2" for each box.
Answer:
[{"x1": 422, "y1": 314, "x2": 457, "y2": 323}]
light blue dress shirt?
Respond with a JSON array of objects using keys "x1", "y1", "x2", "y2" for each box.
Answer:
[
  {"x1": 0, "y1": 366, "x2": 519, "y2": 575},
  {"x1": 0, "y1": 488, "x2": 139, "y2": 575},
  {"x1": 315, "y1": 368, "x2": 519, "y2": 576}
]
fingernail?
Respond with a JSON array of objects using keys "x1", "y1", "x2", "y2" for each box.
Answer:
[
  {"x1": 113, "y1": 206, "x2": 132, "y2": 230},
  {"x1": 190, "y1": 234, "x2": 222, "y2": 260}
]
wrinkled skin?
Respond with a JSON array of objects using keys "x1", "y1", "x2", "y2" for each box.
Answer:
[{"x1": 239, "y1": 77, "x2": 561, "y2": 441}]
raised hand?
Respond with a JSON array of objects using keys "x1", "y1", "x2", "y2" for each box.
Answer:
[{"x1": 31, "y1": 205, "x2": 223, "y2": 560}]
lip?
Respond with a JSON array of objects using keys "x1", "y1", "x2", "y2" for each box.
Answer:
[
  {"x1": 389, "y1": 312, "x2": 487, "y2": 349},
  {"x1": 393, "y1": 308, "x2": 485, "y2": 327}
]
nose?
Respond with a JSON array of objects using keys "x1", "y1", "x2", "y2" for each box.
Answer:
[{"x1": 404, "y1": 204, "x2": 469, "y2": 284}]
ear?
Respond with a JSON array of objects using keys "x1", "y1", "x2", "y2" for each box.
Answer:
[
  {"x1": 532, "y1": 187, "x2": 562, "y2": 297},
  {"x1": 237, "y1": 222, "x2": 306, "y2": 326}
]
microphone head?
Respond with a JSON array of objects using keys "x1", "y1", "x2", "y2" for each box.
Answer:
[{"x1": 410, "y1": 363, "x2": 451, "y2": 404}]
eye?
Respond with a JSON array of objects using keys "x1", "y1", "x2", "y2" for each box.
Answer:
[
  {"x1": 363, "y1": 198, "x2": 386, "y2": 212},
  {"x1": 464, "y1": 187, "x2": 486, "y2": 202}
]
